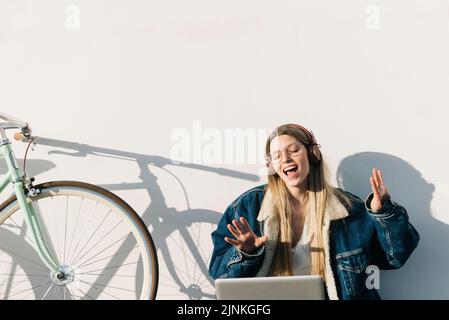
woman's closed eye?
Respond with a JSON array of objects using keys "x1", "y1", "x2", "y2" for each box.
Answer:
[{"x1": 269, "y1": 145, "x2": 303, "y2": 162}]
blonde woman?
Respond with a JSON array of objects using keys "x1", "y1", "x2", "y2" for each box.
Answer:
[{"x1": 209, "y1": 124, "x2": 419, "y2": 299}]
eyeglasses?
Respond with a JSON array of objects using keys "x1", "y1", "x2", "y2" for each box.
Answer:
[{"x1": 266, "y1": 143, "x2": 306, "y2": 164}]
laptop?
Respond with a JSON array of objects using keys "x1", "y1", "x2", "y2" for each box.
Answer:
[{"x1": 215, "y1": 275, "x2": 325, "y2": 300}]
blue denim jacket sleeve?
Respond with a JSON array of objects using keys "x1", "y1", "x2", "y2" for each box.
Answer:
[
  {"x1": 208, "y1": 202, "x2": 265, "y2": 280},
  {"x1": 365, "y1": 193, "x2": 420, "y2": 269}
]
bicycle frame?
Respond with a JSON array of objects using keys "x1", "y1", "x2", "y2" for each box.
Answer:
[{"x1": 0, "y1": 134, "x2": 60, "y2": 274}]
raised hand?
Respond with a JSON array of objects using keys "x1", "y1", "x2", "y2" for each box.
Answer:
[
  {"x1": 224, "y1": 216, "x2": 268, "y2": 254},
  {"x1": 369, "y1": 167, "x2": 390, "y2": 213}
]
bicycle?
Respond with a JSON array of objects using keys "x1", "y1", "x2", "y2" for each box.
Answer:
[{"x1": 0, "y1": 113, "x2": 158, "y2": 300}]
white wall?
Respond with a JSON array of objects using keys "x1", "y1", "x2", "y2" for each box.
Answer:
[{"x1": 1, "y1": 0, "x2": 448, "y2": 299}]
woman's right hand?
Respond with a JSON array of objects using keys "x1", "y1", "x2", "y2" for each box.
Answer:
[{"x1": 224, "y1": 216, "x2": 268, "y2": 254}]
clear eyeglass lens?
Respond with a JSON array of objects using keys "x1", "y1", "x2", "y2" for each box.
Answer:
[{"x1": 268, "y1": 144, "x2": 303, "y2": 164}]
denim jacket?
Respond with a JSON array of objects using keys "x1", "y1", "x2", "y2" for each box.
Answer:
[{"x1": 208, "y1": 185, "x2": 420, "y2": 300}]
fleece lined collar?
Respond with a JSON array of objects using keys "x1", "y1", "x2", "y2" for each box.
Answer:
[{"x1": 257, "y1": 188, "x2": 349, "y2": 222}]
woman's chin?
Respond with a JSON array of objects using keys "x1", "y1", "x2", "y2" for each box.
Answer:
[{"x1": 282, "y1": 177, "x2": 303, "y2": 188}]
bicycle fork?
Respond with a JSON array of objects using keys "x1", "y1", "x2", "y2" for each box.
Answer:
[{"x1": 0, "y1": 138, "x2": 60, "y2": 274}]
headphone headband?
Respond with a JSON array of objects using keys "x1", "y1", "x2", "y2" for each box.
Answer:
[{"x1": 283, "y1": 124, "x2": 322, "y2": 163}]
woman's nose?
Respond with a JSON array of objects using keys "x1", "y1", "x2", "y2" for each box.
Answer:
[{"x1": 281, "y1": 153, "x2": 293, "y2": 163}]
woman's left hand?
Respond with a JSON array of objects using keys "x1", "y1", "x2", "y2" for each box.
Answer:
[{"x1": 369, "y1": 167, "x2": 390, "y2": 213}]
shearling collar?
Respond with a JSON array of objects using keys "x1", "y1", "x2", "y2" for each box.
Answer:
[{"x1": 257, "y1": 188, "x2": 349, "y2": 222}]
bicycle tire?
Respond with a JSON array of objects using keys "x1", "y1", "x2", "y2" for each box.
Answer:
[{"x1": 0, "y1": 181, "x2": 158, "y2": 300}]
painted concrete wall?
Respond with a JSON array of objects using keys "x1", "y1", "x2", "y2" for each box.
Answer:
[{"x1": 1, "y1": 0, "x2": 448, "y2": 299}]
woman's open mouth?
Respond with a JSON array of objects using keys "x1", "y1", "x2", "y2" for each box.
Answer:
[{"x1": 283, "y1": 165, "x2": 299, "y2": 178}]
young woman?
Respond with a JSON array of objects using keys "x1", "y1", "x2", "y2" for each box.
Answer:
[{"x1": 209, "y1": 123, "x2": 420, "y2": 300}]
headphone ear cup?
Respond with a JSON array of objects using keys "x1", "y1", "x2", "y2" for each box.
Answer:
[
  {"x1": 308, "y1": 145, "x2": 322, "y2": 163},
  {"x1": 266, "y1": 161, "x2": 277, "y2": 176}
]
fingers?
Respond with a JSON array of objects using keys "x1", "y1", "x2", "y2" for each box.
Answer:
[
  {"x1": 225, "y1": 217, "x2": 268, "y2": 249},
  {"x1": 242, "y1": 216, "x2": 268, "y2": 248},
  {"x1": 227, "y1": 223, "x2": 240, "y2": 239},
  {"x1": 240, "y1": 217, "x2": 252, "y2": 234},
  {"x1": 224, "y1": 237, "x2": 239, "y2": 246},
  {"x1": 371, "y1": 167, "x2": 382, "y2": 193},
  {"x1": 372, "y1": 167, "x2": 386, "y2": 187},
  {"x1": 371, "y1": 167, "x2": 387, "y2": 190},
  {"x1": 372, "y1": 168, "x2": 381, "y2": 188},
  {"x1": 257, "y1": 235, "x2": 268, "y2": 246},
  {"x1": 370, "y1": 176, "x2": 379, "y2": 197},
  {"x1": 377, "y1": 169, "x2": 385, "y2": 186},
  {"x1": 371, "y1": 167, "x2": 390, "y2": 200},
  {"x1": 232, "y1": 219, "x2": 245, "y2": 235},
  {"x1": 227, "y1": 218, "x2": 246, "y2": 241}
]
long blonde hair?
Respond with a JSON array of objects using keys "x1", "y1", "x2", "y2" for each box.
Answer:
[{"x1": 265, "y1": 124, "x2": 350, "y2": 278}]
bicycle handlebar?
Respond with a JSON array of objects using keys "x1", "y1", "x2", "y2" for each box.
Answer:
[{"x1": 0, "y1": 112, "x2": 32, "y2": 138}]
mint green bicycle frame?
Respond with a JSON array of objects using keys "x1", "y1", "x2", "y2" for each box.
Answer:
[{"x1": 0, "y1": 140, "x2": 60, "y2": 274}]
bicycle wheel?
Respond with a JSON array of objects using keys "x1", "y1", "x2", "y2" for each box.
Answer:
[
  {"x1": 0, "y1": 181, "x2": 158, "y2": 300},
  {"x1": 154, "y1": 209, "x2": 220, "y2": 300}
]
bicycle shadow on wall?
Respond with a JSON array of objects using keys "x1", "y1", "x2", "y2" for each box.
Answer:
[
  {"x1": 0, "y1": 158, "x2": 56, "y2": 202},
  {"x1": 337, "y1": 152, "x2": 449, "y2": 299},
  {"x1": 30, "y1": 138, "x2": 260, "y2": 300},
  {"x1": 0, "y1": 159, "x2": 56, "y2": 181}
]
